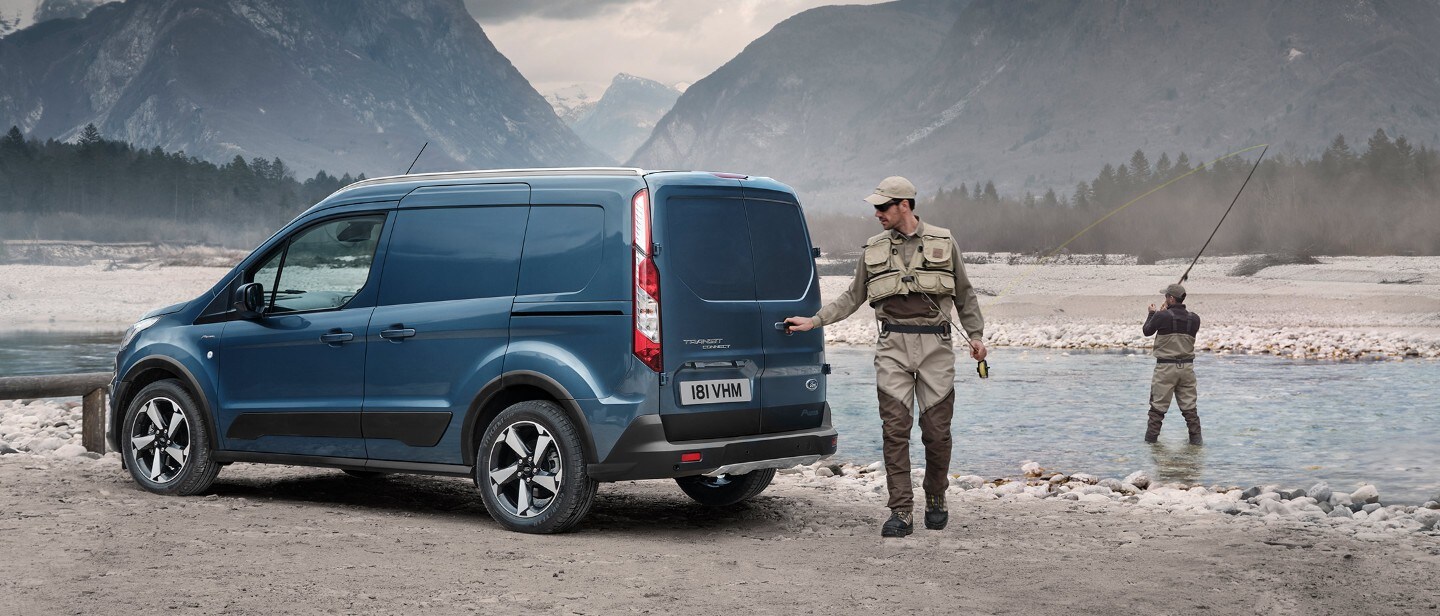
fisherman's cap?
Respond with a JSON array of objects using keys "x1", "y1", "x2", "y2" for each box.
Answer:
[
  {"x1": 863, "y1": 176, "x2": 918, "y2": 206},
  {"x1": 1162, "y1": 283, "x2": 1187, "y2": 298}
]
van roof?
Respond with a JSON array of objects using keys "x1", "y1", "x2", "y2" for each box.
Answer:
[{"x1": 306, "y1": 167, "x2": 791, "y2": 217}]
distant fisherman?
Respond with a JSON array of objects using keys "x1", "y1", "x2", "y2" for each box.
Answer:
[
  {"x1": 785, "y1": 176, "x2": 986, "y2": 538},
  {"x1": 1144, "y1": 283, "x2": 1202, "y2": 445}
]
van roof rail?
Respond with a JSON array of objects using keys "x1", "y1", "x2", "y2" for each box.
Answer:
[{"x1": 343, "y1": 167, "x2": 647, "y2": 191}]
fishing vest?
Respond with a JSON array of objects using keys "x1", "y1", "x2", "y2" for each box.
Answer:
[{"x1": 862, "y1": 224, "x2": 957, "y2": 304}]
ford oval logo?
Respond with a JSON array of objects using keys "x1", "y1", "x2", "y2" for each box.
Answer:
[{"x1": 805, "y1": 378, "x2": 819, "y2": 391}]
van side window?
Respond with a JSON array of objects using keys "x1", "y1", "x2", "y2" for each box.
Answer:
[
  {"x1": 378, "y1": 206, "x2": 529, "y2": 305},
  {"x1": 249, "y1": 215, "x2": 385, "y2": 313},
  {"x1": 518, "y1": 205, "x2": 604, "y2": 295}
]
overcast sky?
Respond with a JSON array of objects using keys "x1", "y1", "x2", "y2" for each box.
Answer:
[{"x1": 466, "y1": 0, "x2": 888, "y2": 99}]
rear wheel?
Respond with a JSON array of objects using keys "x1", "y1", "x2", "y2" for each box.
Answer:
[
  {"x1": 122, "y1": 379, "x2": 220, "y2": 496},
  {"x1": 676, "y1": 469, "x2": 775, "y2": 506},
  {"x1": 476, "y1": 400, "x2": 596, "y2": 534}
]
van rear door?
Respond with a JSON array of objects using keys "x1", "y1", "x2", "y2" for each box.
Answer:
[
  {"x1": 651, "y1": 179, "x2": 764, "y2": 441},
  {"x1": 650, "y1": 175, "x2": 824, "y2": 443},
  {"x1": 742, "y1": 182, "x2": 825, "y2": 434}
]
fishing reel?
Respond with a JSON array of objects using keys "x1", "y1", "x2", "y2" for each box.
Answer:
[{"x1": 976, "y1": 359, "x2": 989, "y2": 379}]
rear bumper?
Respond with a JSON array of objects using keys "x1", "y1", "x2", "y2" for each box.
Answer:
[{"x1": 587, "y1": 403, "x2": 837, "y2": 481}]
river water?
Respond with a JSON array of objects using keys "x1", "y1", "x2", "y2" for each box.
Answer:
[
  {"x1": 3, "y1": 333, "x2": 1436, "y2": 503},
  {"x1": 827, "y1": 346, "x2": 1439, "y2": 504}
]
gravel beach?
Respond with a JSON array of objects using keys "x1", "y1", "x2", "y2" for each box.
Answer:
[
  {"x1": 2, "y1": 452, "x2": 1438, "y2": 615},
  {"x1": 3, "y1": 251, "x2": 1438, "y2": 613}
]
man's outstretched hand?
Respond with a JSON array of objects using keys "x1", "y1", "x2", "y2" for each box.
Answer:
[{"x1": 784, "y1": 317, "x2": 815, "y2": 333}]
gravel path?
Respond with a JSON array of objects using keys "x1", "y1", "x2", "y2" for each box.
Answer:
[{"x1": 3, "y1": 456, "x2": 1437, "y2": 615}]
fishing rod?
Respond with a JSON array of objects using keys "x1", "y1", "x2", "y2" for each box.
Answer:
[{"x1": 1178, "y1": 144, "x2": 1268, "y2": 284}]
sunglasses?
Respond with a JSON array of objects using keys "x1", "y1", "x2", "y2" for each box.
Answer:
[{"x1": 873, "y1": 199, "x2": 901, "y2": 212}]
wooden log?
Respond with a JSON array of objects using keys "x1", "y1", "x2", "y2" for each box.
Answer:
[
  {"x1": 83, "y1": 388, "x2": 107, "y2": 454},
  {"x1": 0, "y1": 373, "x2": 112, "y2": 399},
  {"x1": 0, "y1": 373, "x2": 114, "y2": 454}
]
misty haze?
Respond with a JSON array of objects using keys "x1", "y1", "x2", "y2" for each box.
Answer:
[{"x1": 2, "y1": 2, "x2": 1439, "y2": 614}]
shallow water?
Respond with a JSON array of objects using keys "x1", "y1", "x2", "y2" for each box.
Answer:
[
  {"x1": 826, "y1": 346, "x2": 1440, "y2": 504},
  {"x1": 0, "y1": 331, "x2": 121, "y2": 376},
  {"x1": 3, "y1": 333, "x2": 1436, "y2": 503}
]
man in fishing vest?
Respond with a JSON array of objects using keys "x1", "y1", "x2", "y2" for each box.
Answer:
[
  {"x1": 1144, "y1": 283, "x2": 1203, "y2": 445},
  {"x1": 785, "y1": 176, "x2": 986, "y2": 538}
]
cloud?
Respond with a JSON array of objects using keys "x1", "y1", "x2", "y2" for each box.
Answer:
[{"x1": 462, "y1": 0, "x2": 633, "y2": 23}]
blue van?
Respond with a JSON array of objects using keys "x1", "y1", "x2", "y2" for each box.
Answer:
[{"x1": 109, "y1": 168, "x2": 837, "y2": 533}]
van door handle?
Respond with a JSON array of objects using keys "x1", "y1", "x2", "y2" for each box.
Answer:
[
  {"x1": 380, "y1": 327, "x2": 416, "y2": 340},
  {"x1": 319, "y1": 331, "x2": 354, "y2": 345},
  {"x1": 774, "y1": 321, "x2": 793, "y2": 336}
]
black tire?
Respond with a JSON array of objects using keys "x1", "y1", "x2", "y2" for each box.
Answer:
[
  {"x1": 475, "y1": 400, "x2": 597, "y2": 534},
  {"x1": 121, "y1": 379, "x2": 220, "y2": 496},
  {"x1": 342, "y1": 470, "x2": 389, "y2": 479},
  {"x1": 676, "y1": 469, "x2": 776, "y2": 506}
]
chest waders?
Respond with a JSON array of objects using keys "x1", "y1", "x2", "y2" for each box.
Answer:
[
  {"x1": 863, "y1": 226, "x2": 967, "y2": 514},
  {"x1": 1147, "y1": 310, "x2": 1202, "y2": 445}
]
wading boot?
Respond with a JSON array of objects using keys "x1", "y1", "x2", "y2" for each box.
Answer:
[
  {"x1": 881, "y1": 510, "x2": 913, "y2": 538},
  {"x1": 1144, "y1": 409, "x2": 1165, "y2": 443},
  {"x1": 1181, "y1": 408, "x2": 1203, "y2": 445},
  {"x1": 924, "y1": 494, "x2": 948, "y2": 530}
]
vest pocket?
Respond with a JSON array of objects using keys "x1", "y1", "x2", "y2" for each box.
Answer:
[
  {"x1": 863, "y1": 242, "x2": 890, "y2": 275},
  {"x1": 911, "y1": 270, "x2": 955, "y2": 295},
  {"x1": 920, "y1": 237, "x2": 952, "y2": 267},
  {"x1": 866, "y1": 270, "x2": 904, "y2": 303}
]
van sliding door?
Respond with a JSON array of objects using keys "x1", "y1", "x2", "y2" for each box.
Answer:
[{"x1": 362, "y1": 184, "x2": 530, "y2": 465}]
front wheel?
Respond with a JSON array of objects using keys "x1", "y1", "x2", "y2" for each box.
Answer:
[
  {"x1": 676, "y1": 469, "x2": 775, "y2": 506},
  {"x1": 122, "y1": 379, "x2": 220, "y2": 496},
  {"x1": 475, "y1": 400, "x2": 596, "y2": 534}
]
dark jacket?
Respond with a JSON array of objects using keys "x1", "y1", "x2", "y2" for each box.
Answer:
[{"x1": 1144, "y1": 303, "x2": 1200, "y2": 360}]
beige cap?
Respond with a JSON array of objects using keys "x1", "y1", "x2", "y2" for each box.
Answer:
[
  {"x1": 1162, "y1": 283, "x2": 1187, "y2": 298},
  {"x1": 863, "y1": 176, "x2": 917, "y2": 206}
]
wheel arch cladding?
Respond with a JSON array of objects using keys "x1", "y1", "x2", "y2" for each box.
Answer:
[
  {"x1": 462, "y1": 372, "x2": 596, "y2": 467},
  {"x1": 116, "y1": 357, "x2": 218, "y2": 450}
]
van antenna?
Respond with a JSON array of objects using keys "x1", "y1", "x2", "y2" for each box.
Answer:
[{"x1": 404, "y1": 142, "x2": 429, "y2": 175}]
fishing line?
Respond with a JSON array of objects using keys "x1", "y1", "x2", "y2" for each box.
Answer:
[{"x1": 997, "y1": 143, "x2": 1269, "y2": 296}]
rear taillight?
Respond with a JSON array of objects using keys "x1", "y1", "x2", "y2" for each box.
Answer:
[{"x1": 632, "y1": 189, "x2": 662, "y2": 372}]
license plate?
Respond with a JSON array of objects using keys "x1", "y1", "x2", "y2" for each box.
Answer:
[{"x1": 679, "y1": 379, "x2": 752, "y2": 405}]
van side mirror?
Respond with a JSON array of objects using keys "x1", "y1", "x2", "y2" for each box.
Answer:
[{"x1": 234, "y1": 282, "x2": 266, "y2": 319}]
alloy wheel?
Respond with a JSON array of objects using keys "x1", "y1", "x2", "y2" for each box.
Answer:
[
  {"x1": 129, "y1": 397, "x2": 191, "y2": 484},
  {"x1": 486, "y1": 421, "x2": 563, "y2": 518}
]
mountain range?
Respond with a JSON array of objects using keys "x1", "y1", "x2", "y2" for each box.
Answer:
[
  {"x1": 566, "y1": 73, "x2": 680, "y2": 163},
  {"x1": 8, "y1": 0, "x2": 1440, "y2": 205},
  {"x1": 631, "y1": 0, "x2": 1440, "y2": 208},
  {"x1": 0, "y1": 0, "x2": 603, "y2": 177}
]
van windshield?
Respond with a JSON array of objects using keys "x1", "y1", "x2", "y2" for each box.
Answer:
[{"x1": 664, "y1": 198, "x2": 812, "y2": 301}]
